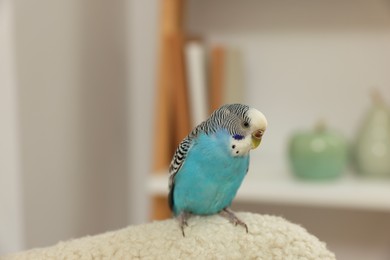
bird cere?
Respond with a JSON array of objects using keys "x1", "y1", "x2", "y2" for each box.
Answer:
[{"x1": 168, "y1": 104, "x2": 268, "y2": 236}]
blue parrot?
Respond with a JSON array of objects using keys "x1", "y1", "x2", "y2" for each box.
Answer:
[{"x1": 168, "y1": 104, "x2": 268, "y2": 236}]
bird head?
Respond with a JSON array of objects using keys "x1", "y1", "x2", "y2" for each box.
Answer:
[{"x1": 211, "y1": 104, "x2": 268, "y2": 151}]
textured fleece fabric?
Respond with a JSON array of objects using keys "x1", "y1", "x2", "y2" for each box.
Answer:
[{"x1": 4, "y1": 212, "x2": 335, "y2": 260}]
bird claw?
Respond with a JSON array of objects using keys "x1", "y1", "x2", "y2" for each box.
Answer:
[
  {"x1": 177, "y1": 211, "x2": 191, "y2": 237},
  {"x1": 219, "y1": 208, "x2": 249, "y2": 233},
  {"x1": 233, "y1": 218, "x2": 249, "y2": 233},
  {"x1": 231, "y1": 217, "x2": 249, "y2": 233}
]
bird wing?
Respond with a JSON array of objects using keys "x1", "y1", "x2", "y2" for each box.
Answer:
[{"x1": 168, "y1": 136, "x2": 193, "y2": 211}]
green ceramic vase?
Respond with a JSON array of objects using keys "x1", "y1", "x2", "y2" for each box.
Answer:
[{"x1": 288, "y1": 122, "x2": 348, "y2": 180}]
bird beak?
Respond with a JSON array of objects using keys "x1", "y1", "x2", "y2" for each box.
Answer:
[{"x1": 251, "y1": 129, "x2": 264, "y2": 149}]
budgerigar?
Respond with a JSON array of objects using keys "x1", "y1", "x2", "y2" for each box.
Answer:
[{"x1": 168, "y1": 104, "x2": 268, "y2": 236}]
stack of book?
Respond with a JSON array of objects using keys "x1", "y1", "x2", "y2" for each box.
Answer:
[{"x1": 155, "y1": 37, "x2": 247, "y2": 160}]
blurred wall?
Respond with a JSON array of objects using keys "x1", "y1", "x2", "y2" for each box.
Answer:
[
  {"x1": 11, "y1": 0, "x2": 128, "y2": 249},
  {"x1": 0, "y1": 0, "x2": 159, "y2": 253},
  {"x1": 0, "y1": 0, "x2": 24, "y2": 253},
  {"x1": 126, "y1": 0, "x2": 158, "y2": 224}
]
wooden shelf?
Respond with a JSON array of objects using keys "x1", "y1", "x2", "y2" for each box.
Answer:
[{"x1": 148, "y1": 161, "x2": 390, "y2": 212}]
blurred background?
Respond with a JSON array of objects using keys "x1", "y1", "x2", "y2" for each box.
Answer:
[{"x1": 1, "y1": 0, "x2": 390, "y2": 259}]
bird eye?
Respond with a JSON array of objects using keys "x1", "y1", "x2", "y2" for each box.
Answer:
[{"x1": 243, "y1": 121, "x2": 250, "y2": 128}]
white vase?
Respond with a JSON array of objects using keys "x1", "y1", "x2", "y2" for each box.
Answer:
[{"x1": 354, "y1": 93, "x2": 390, "y2": 178}]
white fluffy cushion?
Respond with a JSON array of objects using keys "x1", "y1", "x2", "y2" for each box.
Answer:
[{"x1": 5, "y1": 212, "x2": 335, "y2": 259}]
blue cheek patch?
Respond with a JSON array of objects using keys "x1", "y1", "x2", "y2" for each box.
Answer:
[{"x1": 233, "y1": 134, "x2": 244, "y2": 140}]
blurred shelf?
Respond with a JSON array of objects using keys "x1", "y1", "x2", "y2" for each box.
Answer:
[{"x1": 148, "y1": 162, "x2": 390, "y2": 212}]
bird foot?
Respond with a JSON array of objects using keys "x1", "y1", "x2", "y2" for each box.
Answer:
[
  {"x1": 219, "y1": 208, "x2": 248, "y2": 233},
  {"x1": 177, "y1": 211, "x2": 191, "y2": 237}
]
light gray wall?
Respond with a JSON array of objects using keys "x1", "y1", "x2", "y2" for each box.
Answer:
[
  {"x1": 1, "y1": 0, "x2": 159, "y2": 252},
  {"x1": 13, "y1": 0, "x2": 129, "y2": 249},
  {"x1": 126, "y1": 0, "x2": 158, "y2": 225},
  {"x1": 0, "y1": 0, "x2": 24, "y2": 253}
]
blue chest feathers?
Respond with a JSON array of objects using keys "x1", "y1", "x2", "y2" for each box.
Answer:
[{"x1": 172, "y1": 130, "x2": 250, "y2": 215}]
